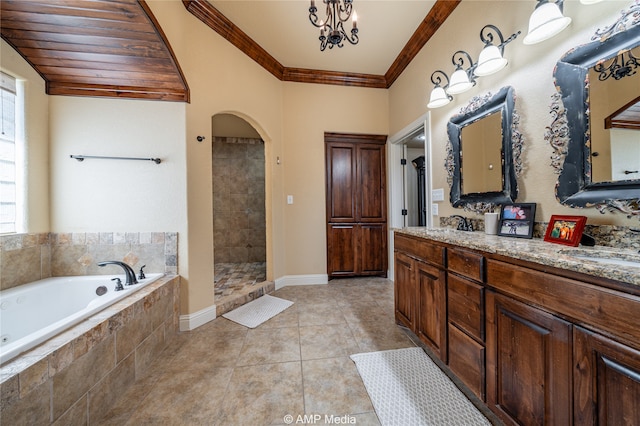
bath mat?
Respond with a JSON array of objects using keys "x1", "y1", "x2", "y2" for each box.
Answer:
[
  {"x1": 222, "y1": 295, "x2": 293, "y2": 328},
  {"x1": 350, "y1": 347, "x2": 491, "y2": 426}
]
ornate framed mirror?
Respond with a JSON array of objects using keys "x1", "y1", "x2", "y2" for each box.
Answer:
[
  {"x1": 548, "y1": 3, "x2": 640, "y2": 217},
  {"x1": 446, "y1": 86, "x2": 524, "y2": 214}
]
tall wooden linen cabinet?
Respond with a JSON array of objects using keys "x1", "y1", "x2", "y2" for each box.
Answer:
[{"x1": 325, "y1": 132, "x2": 388, "y2": 278}]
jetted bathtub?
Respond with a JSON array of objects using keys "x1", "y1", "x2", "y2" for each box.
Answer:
[{"x1": 0, "y1": 273, "x2": 164, "y2": 364}]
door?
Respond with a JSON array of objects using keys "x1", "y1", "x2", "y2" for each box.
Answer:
[
  {"x1": 415, "y1": 260, "x2": 447, "y2": 361},
  {"x1": 574, "y1": 326, "x2": 640, "y2": 425},
  {"x1": 325, "y1": 133, "x2": 387, "y2": 278},
  {"x1": 486, "y1": 291, "x2": 572, "y2": 426},
  {"x1": 394, "y1": 251, "x2": 415, "y2": 329}
]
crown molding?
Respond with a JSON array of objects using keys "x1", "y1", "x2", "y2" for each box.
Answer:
[{"x1": 183, "y1": 0, "x2": 460, "y2": 89}]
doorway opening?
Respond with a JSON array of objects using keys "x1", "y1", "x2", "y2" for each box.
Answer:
[
  {"x1": 212, "y1": 113, "x2": 269, "y2": 312},
  {"x1": 388, "y1": 115, "x2": 432, "y2": 278},
  {"x1": 402, "y1": 128, "x2": 429, "y2": 227}
]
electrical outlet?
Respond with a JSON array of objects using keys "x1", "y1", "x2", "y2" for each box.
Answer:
[
  {"x1": 432, "y1": 188, "x2": 444, "y2": 202},
  {"x1": 431, "y1": 204, "x2": 438, "y2": 215},
  {"x1": 287, "y1": 195, "x2": 293, "y2": 204}
]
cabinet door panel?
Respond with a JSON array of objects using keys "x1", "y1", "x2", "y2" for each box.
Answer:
[
  {"x1": 360, "y1": 223, "x2": 387, "y2": 275},
  {"x1": 394, "y1": 251, "x2": 415, "y2": 330},
  {"x1": 327, "y1": 224, "x2": 356, "y2": 276},
  {"x1": 416, "y1": 261, "x2": 447, "y2": 361},
  {"x1": 326, "y1": 144, "x2": 357, "y2": 222},
  {"x1": 486, "y1": 292, "x2": 572, "y2": 426},
  {"x1": 574, "y1": 326, "x2": 640, "y2": 426},
  {"x1": 356, "y1": 144, "x2": 386, "y2": 222},
  {"x1": 449, "y1": 323, "x2": 485, "y2": 401}
]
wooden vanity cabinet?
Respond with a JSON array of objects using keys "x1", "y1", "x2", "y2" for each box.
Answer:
[
  {"x1": 394, "y1": 250, "x2": 416, "y2": 330},
  {"x1": 573, "y1": 326, "x2": 640, "y2": 425},
  {"x1": 447, "y1": 248, "x2": 486, "y2": 401},
  {"x1": 394, "y1": 234, "x2": 447, "y2": 361},
  {"x1": 486, "y1": 291, "x2": 572, "y2": 425},
  {"x1": 393, "y1": 231, "x2": 640, "y2": 425},
  {"x1": 415, "y1": 261, "x2": 447, "y2": 361}
]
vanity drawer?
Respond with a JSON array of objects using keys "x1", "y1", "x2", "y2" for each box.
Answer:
[
  {"x1": 448, "y1": 323, "x2": 485, "y2": 401},
  {"x1": 448, "y1": 248, "x2": 484, "y2": 281},
  {"x1": 394, "y1": 234, "x2": 445, "y2": 267},
  {"x1": 448, "y1": 273, "x2": 484, "y2": 341}
]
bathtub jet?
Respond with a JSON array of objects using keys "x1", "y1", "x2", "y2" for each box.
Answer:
[{"x1": 97, "y1": 261, "x2": 138, "y2": 286}]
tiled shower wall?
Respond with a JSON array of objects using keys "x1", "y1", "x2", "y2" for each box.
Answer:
[
  {"x1": 213, "y1": 137, "x2": 266, "y2": 263},
  {"x1": 0, "y1": 232, "x2": 177, "y2": 291}
]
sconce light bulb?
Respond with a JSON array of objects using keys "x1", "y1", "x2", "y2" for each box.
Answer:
[
  {"x1": 446, "y1": 68, "x2": 474, "y2": 95},
  {"x1": 523, "y1": 2, "x2": 571, "y2": 45},
  {"x1": 427, "y1": 86, "x2": 451, "y2": 108},
  {"x1": 474, "y1": 45, "x2": 508, "y2": 76}
]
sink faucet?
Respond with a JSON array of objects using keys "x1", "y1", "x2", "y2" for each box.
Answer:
[
  {"x1": 97, "y1": 261, "x2": 138, "y2": 286},
  {"x1": 451, "y1": 215, "x2": 474, "y2": 232}
]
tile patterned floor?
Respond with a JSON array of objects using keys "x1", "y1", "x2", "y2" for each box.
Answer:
[{"x1": 99, "y1": 277, "x2": 414, "y2": 425}]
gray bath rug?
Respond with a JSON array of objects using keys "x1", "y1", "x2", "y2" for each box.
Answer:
[
  {"x1": 350, "y1": 347, "x2": 491, "y2": 426},
  {"x1": 222, "y1": 294, "x2": 293, "y2": 328}
]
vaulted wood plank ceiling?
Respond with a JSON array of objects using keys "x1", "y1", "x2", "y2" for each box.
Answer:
[
  {"x1": 0, "y1": 0, "x2": 189, "y2": 101},
  {"x1": 1, "y1": 0, "x2": 459, "y2": 101}
]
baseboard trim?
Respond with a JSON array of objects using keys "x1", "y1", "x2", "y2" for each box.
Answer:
[
  {"x1": 179, "y1": 303, "x2": 217, "y2": 331},
  {"x1": 274, "y1": 274, "x2": 328, "y2": 290}
]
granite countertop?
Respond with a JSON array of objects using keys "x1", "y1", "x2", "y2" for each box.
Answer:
[{"x1": 394, "y1": 227, "x2": 640, "y2": 287}]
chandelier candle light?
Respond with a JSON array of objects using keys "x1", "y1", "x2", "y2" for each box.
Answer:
[{"x1": 309, "y1": 0, "x2": 358, "y2": 51}]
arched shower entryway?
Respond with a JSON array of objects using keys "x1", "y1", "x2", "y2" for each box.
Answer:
[{"x1": 211, "y1": 113, "x2": 271, "y2": 313}]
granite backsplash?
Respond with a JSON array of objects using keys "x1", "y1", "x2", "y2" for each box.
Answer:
[{"x1": 439, "y1": 217, "x2": 639, "y2": 252}]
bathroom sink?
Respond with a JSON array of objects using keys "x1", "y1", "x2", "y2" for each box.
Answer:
[{"x1": 559, "y1": 250, "x2": 640, "y2": 268}]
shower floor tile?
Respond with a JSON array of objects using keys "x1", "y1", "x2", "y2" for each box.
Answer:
[{"x1": 214, "y1": 262, "x2": 271, "y2": 316}]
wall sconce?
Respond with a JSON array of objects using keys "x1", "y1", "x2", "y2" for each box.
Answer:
[
  {"x1": 427, "y1": 24, "x2": 519, "y2": 108},
  {"x1": 427, "y1": 70, "x2": 452, "y2": 109},
  {"x1": 475, "y1": 25, "x2": 521, "y2": 76},
  {"x1": 523, "y1": 0, "x2": 572, "y2": 45},
  {"x1": 446, "y1": 51, "x2": 477, "y2": 95}
]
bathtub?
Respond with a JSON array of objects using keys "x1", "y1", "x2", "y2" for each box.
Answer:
[{"x1": 0, "y1": 273, "x2": 164, "y2": 365}]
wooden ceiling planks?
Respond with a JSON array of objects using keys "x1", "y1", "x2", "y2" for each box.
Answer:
[
  {"x1": 0, "y1": 0, "x2": 189, "y2": 101},
  {"x1": 0, "y1": 0, "x2": 458, "y2": 99}
]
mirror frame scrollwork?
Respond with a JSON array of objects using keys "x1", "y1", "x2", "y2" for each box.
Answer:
[
  {"x1": 547, "y1": 3, "x2": 640, "y2": 218},
  {"x1": 446, "y1": 85, "x2": 524, "y2": 214}
]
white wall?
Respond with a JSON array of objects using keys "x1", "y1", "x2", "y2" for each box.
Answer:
[{"x1": 49, "y1": 96, "x2": 187, "y2": 233}]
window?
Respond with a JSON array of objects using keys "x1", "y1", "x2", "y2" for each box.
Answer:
[{"x1": 0, "y1": 72, "x2": 19, "y2": 234}]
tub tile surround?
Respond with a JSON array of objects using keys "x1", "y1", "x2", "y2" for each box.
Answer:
[
  {"x1": 401, "y1": 226, "x2": 640, "y2": 287},
  {"x1": 0, "y1": 275, "x2": 180, "y2": 425},
  {"x1": 0, "y1": 232, "x2": 178, "y2": 291}
]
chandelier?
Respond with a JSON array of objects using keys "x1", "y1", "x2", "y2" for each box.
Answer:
[
  {"x1": 309, "y1": 0, "x2": 358, "y2": 51},
  {"x1": 593, "y1": 49, "x2": 639, "y2": 81}
]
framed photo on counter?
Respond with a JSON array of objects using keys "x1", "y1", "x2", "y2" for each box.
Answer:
[
  {"x1": 543, "y1": 215, "x2": 587, "y2": 247},
  {"x1": 498, "y1": 203, "x2": 536, "y2": 239}
]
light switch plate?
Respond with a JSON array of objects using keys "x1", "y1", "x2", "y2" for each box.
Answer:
[
  {"x1": 287, "y1": 195, "x2": 293, "y2": 204},
  {"x1": 431, "y1": 204, "x2": 438, "y2": 215},
  {"x1": 432, "y1": 188, "x2": 444, "y2": 202}
]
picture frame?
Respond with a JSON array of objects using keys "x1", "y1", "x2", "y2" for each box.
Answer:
[
  {"x1": 543, "y1": 215, "x2": 587, "y2": 247},
  {"x1": 498, "y1": 203, "x2": 536, "y2": 239}
]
